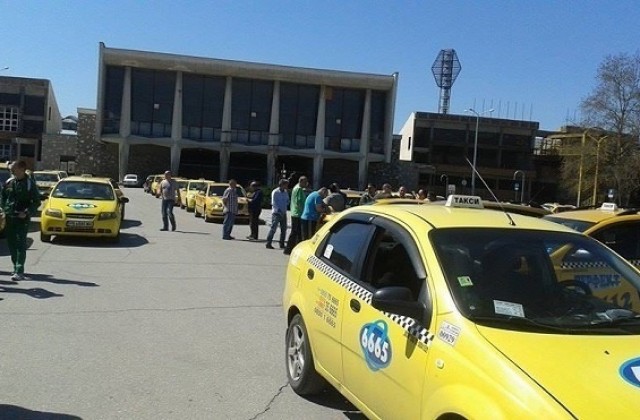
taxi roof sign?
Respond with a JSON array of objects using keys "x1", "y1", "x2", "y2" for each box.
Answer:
[
  {"x1": 445, "y1": 195, "x2": 484, "y2": 209},
  {"x1": 600, "y1": 202, "x2": 618, "y2": 212}
]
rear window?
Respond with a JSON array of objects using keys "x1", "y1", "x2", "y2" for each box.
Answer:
[{"x1": 544, "y1": 216, "x2": 596, "y2": 232}]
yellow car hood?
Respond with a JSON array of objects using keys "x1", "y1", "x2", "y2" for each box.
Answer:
[
  {"x1": 478, "y1": 326, "x2": 640, "y2": 418},
  {"x1": 48, "y1": 197, "x2": 118, "y2": 213}
]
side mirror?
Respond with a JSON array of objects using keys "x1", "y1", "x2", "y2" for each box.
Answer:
[
  {"x1": 371, "y1": 287, "x2": 425, "y2": 321},
  {"x1": 120, "y1": 197, "x2": 130, "y2": 204}
]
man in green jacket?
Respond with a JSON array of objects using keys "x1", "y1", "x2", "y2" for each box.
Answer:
[
  {"x1": 1, "y1": 160, "x2": 41, "y2": 280},
  {"x1": 283, "y1": 175, "x2": 308, "y2": 255}
]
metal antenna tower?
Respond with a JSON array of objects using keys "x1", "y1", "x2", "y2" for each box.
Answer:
[{"x1": 431, "y1": 49, "x2": 461, "y2": 114}]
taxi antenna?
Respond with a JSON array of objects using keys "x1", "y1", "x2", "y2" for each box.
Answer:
[{"x1": 465, "y1": 158, "x2": 515, "y2": 226}]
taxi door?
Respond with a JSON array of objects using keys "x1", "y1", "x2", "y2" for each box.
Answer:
[
  {"x1": 340, "y1": 218, "x2": 432, "y2": 419},
  {"x1": 307, "y1": 218, "x2": 378, "y2": 385}
]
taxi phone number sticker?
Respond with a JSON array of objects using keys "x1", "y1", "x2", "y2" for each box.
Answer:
[
  {"x1": 360, "y1": 320, "x2": 392, "y2": 371},
  {"x1": 437, "y1": 321, "x2": 461, "y2": 346}
]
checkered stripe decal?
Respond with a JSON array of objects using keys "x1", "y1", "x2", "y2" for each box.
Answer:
[
  {"x1": 561, "y1": 261, "x2": 608, "y2": 269},
  {"x1": 308, "y1": 255, "x2": 435, "y2": 346}
]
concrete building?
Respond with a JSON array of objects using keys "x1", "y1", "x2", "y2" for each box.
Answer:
[
  {"x1": 399, "y1": 112, "x2": 540, "y2": 201},
  {"x1": 96, "y1": 43, "x2": 398, "y2": 188},
  {"x1": 0, "y1": 76, "x2": 61, "y2": 168}
]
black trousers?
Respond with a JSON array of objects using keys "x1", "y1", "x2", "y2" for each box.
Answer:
[
  {"x1": 249, "y1": 209, "x2": 261, "y2": 239},
  {"x1": 284, "y1": 216, "x2": 302, "y2": 252},
  {"x1": 300, "y1": 219, "x2": 317, "y2": 241}
]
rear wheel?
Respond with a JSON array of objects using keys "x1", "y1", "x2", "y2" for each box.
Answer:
[
  {"x1": 286, "y1": 314, "x2": 325, "y2": 395},
  {"x1": 203, "y1": 207, "x2": 210, "y2": 223},
  {"x1": 40, "y1": 232, "x2": 52, "y2": 243},
  {"x1": 194, "y1": 205, "x2": 201, "y2": 218}
]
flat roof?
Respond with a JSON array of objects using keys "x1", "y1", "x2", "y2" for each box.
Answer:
[{"x1": 100, "y1": 43, "x2": 397, "y2": 91}]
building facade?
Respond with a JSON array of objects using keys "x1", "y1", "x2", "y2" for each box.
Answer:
[
  {"x1": 399, "y1": 112, "x2": 540, "y2": 201},
  {"x1": 0, "y1": 76, "x2": 61, "y2": 168},
  {"x1": 96, "y1": 44, "x2": 398, "y2": 188}
]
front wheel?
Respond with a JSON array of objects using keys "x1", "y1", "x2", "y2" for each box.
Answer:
[{"x1": 285, "y1": 314, "x2": 325, "y2": 395}]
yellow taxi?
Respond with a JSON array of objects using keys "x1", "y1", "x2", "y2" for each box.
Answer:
[
  {"x1": 283, "y1": 195, "x2": 640, "y2": 419},
  {"x1": 544, "y1": 203, "x2": 640, "y2": 309},
  {"x1": 150, "y1": 174, "x2": 164, "y2": 197},
  {"x1": 194, "y1": 182, "x2": 249, "y2": 223},
  {"x1": 40, "y1": 176, "x2": 129, "y2": 243},
  {"x1": 179, "y1": 179, "x2": 212, "y2": 212},
  {"x1": 173, "y1": 178, "x2": 188, "y2": 205},
  {"x1": 33, "y1": 170, "x2": 68, "y2": 196}
]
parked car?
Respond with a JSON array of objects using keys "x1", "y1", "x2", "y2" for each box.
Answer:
[{"x1": 122, "y1": 174, "x2": 140, "y2": 187}]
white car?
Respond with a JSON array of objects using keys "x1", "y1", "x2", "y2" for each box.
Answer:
[{"x1": 122, "y1": 174, "x2": 140, "y2": 187}]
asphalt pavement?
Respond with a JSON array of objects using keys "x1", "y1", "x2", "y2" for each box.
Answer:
[{"x1": 0, "y1": 188, "x2": 362, "y2": 420}]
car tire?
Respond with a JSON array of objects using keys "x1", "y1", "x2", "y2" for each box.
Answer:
[
  {"x1": 121, "y1": 205, "x2": 126, "y2": 221},
  {"x1": 285, "y1": 314, "x2": 325, "y2": 395},
  {"x1": 40, "y1": 232, "x2": 52, "y2": 243},
  {"x1": 194, "y1": 206, "x2": 200, "y2": 218},
  {"x1": 203, "y1": 207, "x2": 210, "y2": 223}
]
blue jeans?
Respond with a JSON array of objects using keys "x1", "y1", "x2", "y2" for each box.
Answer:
[
  {"x1": 223, "y1": 212, "x2": 236, "y2": 238},
  {"x1": 161, "y1": 199, "x2": 176, "y2": 229},
  {"x1": 266, "y1": 212, "x2": 287, "y2": 246}
]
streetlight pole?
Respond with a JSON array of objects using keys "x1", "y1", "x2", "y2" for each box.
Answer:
[
  {"x1": 513, "y1": 170, "x2": 525, "y2": 203},
  {"x1": 440, "y1": 173, "x2": 449, "y2": 196},
  {"x1": 465, "y1": 108, "x2": 494, "y2": 195}
]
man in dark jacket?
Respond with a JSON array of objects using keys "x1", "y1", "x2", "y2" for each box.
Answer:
[
  {"x1": 1, "y1": 160, "x2": 41, "y2": 280},
  {"x1": 247, "y1": 181, "x2": 263, "y2": 240}
]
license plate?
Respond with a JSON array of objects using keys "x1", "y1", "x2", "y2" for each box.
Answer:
[{"x1": 66, "y1": 220, "x2": 93, "y2": 228}]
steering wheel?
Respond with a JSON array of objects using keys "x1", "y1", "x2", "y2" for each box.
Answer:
[{"x1": 558, "y1": 280, "x2": 592, "y2": 296}]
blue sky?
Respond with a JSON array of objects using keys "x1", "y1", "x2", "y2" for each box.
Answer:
[{"x1": 3, "y1": 0, "x2": 638, "y2": 131}]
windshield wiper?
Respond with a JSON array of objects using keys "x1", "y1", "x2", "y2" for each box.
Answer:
[{"x1": 590, "y1": 310, "x2": 640, "y2": 326}]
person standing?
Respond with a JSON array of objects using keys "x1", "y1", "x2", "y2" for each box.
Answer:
[
  {"x1": 359, "y1": 183, "x2": 377, "y2": 205},
  {"x1": 159, "y1": 170, "x2": 179, "y2": 231},
  {"x1": 300, "y1": 187, "x2": 328, "y2": 241},
  {"x1": 283, "y1": 176, "x2": 308, "y2": 255},
  {"x1": 374, "y1": 183, "x2": 393, "y2": 200},
  {"x1": 266, "y1": 178, "x2": 290, "y2": 249},
  {"x1": 246, "y1": 181, "x2": 263, "y2": 241},
  {"x1": 222, "y1": 179, "x2": 238, "y2": 240},
  {"x1": 1, "y1": 160, "x2": 41, "y2": 280},
  {"x1": 324, "y1": 183, "x2": 346, "y2": 212}
]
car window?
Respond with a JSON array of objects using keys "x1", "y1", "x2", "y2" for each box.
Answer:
[
  {"x1": 34, "y1": 173, "x2": 60, "y2": 182},
  {"x1": 591, "y1": 222, "x2": 640, "y2": 260},
  {"x1": 189, "y1": 182, "x2": 205, "y2": 191},
  {"x1": 209, "y1": 186, "x2": 226, "y2": 196},
  {"x1": 52, "y1": 182, "x2": 115, "y2": 200},
  {"x1": 364, "y1": 228, "x2": 423, "y2": 300},
  {"x1": 544, "y1": 215, "x2": 596, "y2": 232},
  {"x1": 432, "y1": 228, "x2": 640, "y2": 334},
  {"x1": 319, "y1": 222, "x2": 376, "y2": 275}
]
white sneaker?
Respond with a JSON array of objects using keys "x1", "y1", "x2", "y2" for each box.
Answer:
[{"x1": 11, "y1": 273, "x2": 29, "y2": 281}]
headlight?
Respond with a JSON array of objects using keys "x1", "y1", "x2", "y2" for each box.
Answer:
[
  {"x1": 45, "y1": 208, "x2": 63, "y2": 218},
  {"x1": 98, "y1": 212, "x2": 118, "y2": 220}
]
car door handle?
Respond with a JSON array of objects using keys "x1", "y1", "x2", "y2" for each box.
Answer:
[
  {"x1": 307, "y1": 269, "x2": 314, "y2": 280},
  {"x1": 350, "y1": 299, "x2": 361, "y2": 313}
]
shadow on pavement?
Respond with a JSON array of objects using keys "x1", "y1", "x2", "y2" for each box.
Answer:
[
  {"x1": 306, "y1": 388, "x2": 365, "y2": 419},
  {"x1": 50, "y1": 233, "x2": 148, "y2": 248},
  {"x1": 0, "y1": 285, "x2": 63, "y2": 299},
  {"x1": 121, "y1": 219, "x2": 142, "y2": 229},
  {"x1": 0, "y1": 405, "x2": 82, "y2": 420},
  {"x1": 25, "y1": 273, "x2": 99, "y2": 287}
]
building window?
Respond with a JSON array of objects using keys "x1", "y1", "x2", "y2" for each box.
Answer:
[
  {"x1": 59, "y1": 156, "x2": 76, "y2": 175},
  {"x1": 182, "y1": 74, "x2": 225, "y2": 142},
  {"x1": 0, "y1": 144, "x2": 11, "y2": 160},
  {"x1": 369, "y1": 91, "x2": 386, "y2": 154},
  {"x1": 131, "y1": 69, "x2": 175, "y2": 138},
  {"x1": 24, "y1": 95, "x2": 45, "y2": 116},
  {"x1": 279, "y1": 82, "x2": 319, "y2": 149},
  {"x1": 0, "y1": 106, "x2": 19, "y2": 132},
  {"x1": 324, "y1": 87, "x2": 364, "y2": 152},
  {"x1": 231, "y1": 78, "x2": 273, "y2": 145},
  {"x1": 102, "y1": 66, "x2": 124, "y2": 135}
]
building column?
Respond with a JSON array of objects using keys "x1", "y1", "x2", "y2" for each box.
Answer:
[
  {"x1": 118, "y1": 142, "x2": 130, "y2": 182},
  {"x1": 313, "y1": 86, "x2": 326, "y2": 188},
  {"x1": 313, "y1": 156, "x2": 323, "y2": 190},
  {"x1": 220, "y1": 76, "x2": 233, "y2": 181},
  {"x1": 358, "y1": 89, "x2": 372, "y2": 190},
  {"x1": 171, "y1": 71, "x2": 183, "y2": 175},
  {"x1": 267, "y1": 81, "x2": 280, "y2": 185},
  {"x1": 384, "y1": 72, "x2": 399, "y2": 163},
  {"x1": 119, "y1": 67, "x2": 132, "y2": 138},
  {"x1": 170, "y1": 144, "x2": 181, "y2": 175}
]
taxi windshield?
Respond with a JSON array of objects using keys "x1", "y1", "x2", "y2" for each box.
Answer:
[
  {"x1": 188, "y1": 182, "x2": 205, "y2": 191},
  {"x1": 433, "y1": 228, "x2": 640, "y2": 334},
  {"x1": 52, "y1": 181, "x2": 115, "y2": 201},
  {"x1": 34, "y1": 173, "x2": 59, "y2": 182},
  {"x1": 543, "y1": 216, "x2": 596, "y2": 232}
]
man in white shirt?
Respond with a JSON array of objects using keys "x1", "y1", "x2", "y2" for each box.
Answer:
[
  {"x1": 266, "y1": 178, "x2": 290, "y2": 249},
  {"x1": 159, "y1": 170, "x2": 180, "y2": 231}
]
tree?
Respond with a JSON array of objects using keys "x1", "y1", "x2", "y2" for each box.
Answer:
[{"x1": 562, "y1": 52, "x2": 640, "y2": 205}]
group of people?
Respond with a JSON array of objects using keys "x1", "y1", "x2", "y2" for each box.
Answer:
[{"x1": 157, "y1": 171, "x2": 437, "y2": 256}]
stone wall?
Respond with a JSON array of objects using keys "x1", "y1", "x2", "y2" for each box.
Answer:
[
  {"x1": 367, "y1": 135, "x2": 417, "y2": 189},
  {"x1": 40, "y1": 134, "x2": 77, "y2": 170},
  {"x1": 75, "y1": 111, "x2": 118, "y2": 178}
]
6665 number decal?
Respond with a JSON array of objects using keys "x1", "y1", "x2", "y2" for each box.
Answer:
[{"x1": 360, "y1": 320, "x2": 392, "y2": 371}]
